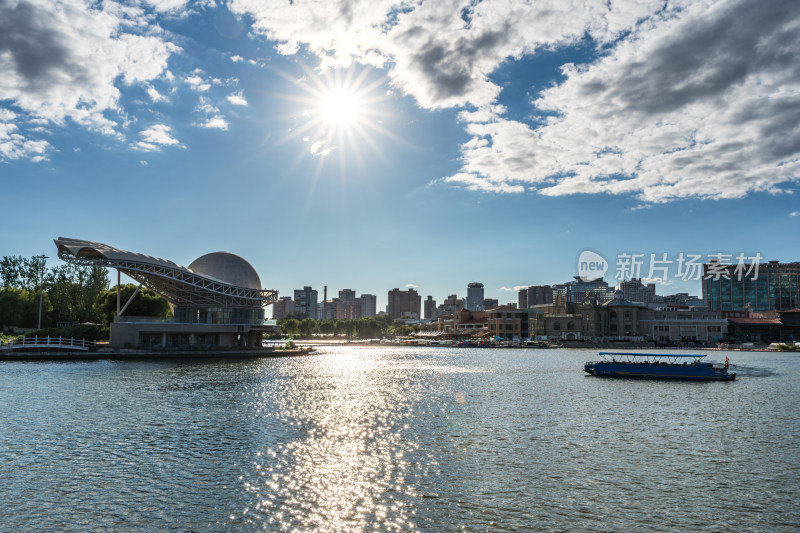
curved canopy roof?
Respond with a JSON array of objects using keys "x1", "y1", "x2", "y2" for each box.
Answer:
[{"x1": 54, "y1": 237, "x2": 277, "y2": 308}]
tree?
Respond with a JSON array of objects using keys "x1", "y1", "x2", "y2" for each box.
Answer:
[
  {"x1": 333, "y1": 319, "x2": 346, "y2": 336},
  {"x1": 299, "y1": 318, "x2": 318, "y2": 337},
  {"x1": 319, "y1": 320, "x2": 334, "y2": 336},
  {"x1": 97, "y1": 284, "x2": 171, "y2": 325},
  {"x1": 281, "y1": 318, "x2": 300, "y2": 337},
  {"x1": 0, "y1": 255, "x2": 47, "y2": 292},
  {"x1": 47, "y1": 263, "x2": 109, "y2": 324},
  {"x1": 0, "y1": 288, "x2": 52, "y2": 329}
]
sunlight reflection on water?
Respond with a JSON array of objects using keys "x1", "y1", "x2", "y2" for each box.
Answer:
[{"x1": 0, "y1": 347, "x2": 798, "y2": 532}]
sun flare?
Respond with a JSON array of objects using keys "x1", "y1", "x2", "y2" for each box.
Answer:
[
  {"x1": 321, "y1": 90, "x2": 359, "y2": 125},
  {"x1": 280, "y1": 64, "x2": 400, "y2": 166}
]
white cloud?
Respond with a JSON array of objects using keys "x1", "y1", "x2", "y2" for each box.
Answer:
[
  {"x1": 230, "y1": 54, "x2": 244, "y2": 63},
  {"x1": 405, "y1": 284, "x2": 419, "y2": 289},
  {"x1": 500, "y1": 286, "x2": 529, "y2": 292},
  {"x1": 199, "y1": 116, "x2": 229, "y2": 130},
  {"x1": 186, "y1": 74, "x2": 211, "y2": 92},
  {"x1": 791, "y1": 212, "x2": 800, "y2": 217},
  {"x1": 0, "y1": 121, "x2": 51, "y2": 161},
  {"x1": 146, "y1": 85, "x2": 167, "y2": 103},
  {"x1": 452, "y1": 0, "x2": 800, "y2": 202},
  {"x1": 227, "y1": 91, "x2": 248, "y2": 106},
  {"x1": 142, "y1": 0, "x2": 192, "y2": 13},
  {"x1": 310, "y1": 140, "x2": 334, "y2": 156},
  {"x1": 231, "y1": 0, "x2": 800, "y2": 202},
  {"x1": 135, "y1": 124, "x2": 181, "y2": 151},
  {"x1": 0, "y1": 0, "x2": 179, "y2": 161},
  {"x1": 139, "y1": 160, "x2": 148, "y2": 165}
]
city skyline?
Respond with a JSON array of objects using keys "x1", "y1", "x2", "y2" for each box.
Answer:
[{"x1": 2, "y1": 1, "x2": 799, "y2": 315}]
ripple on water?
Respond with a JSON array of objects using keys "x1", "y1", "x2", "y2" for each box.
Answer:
[{"x1": 0, "y1": 348, "x2": 797, "y2": 532}]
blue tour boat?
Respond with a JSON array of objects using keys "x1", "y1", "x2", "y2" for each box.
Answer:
[{"x1": 584, "y1": 352, "x2": 736, "y2": 381}]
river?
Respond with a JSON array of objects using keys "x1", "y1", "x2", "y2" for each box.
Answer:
[{"x1": 1, "y1": 347, "x2": 797, "y2": 531}]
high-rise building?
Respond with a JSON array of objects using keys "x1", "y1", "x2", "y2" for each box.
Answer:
[
  {"x1": 388, "y1": 288, "x2": 421, "y2": 319},
  {"x1": 483, "y1": 298, "x2": 499, "y2": 310},
  {"x1": 293, "y1": 286, "x2": 318, "y2": 319},
  {"x1": 527, "y1": 285, "x2": 553, "y2": 306},
  {"x1": 519, "y1": 285, "x2": 553, "y2": 309},
  {"x1": 323, "y1": 299, "x2": 337, "y2": 321},
  {"x1": 702, "y1": 260, "x2": 800, "y2": 311},
  {"x1": 555, "y1": 278, "x2": 615, "y2": 304},
  {"x1": 424, "y1": 296, "x2": 437, "y2": 320},
  {"x1": 339, "y1": 289, "x2": 356, "y2": 301},
  {"x1": 619, "y1": 278, "x2": 657, "y2": 303},
  {"x1": 360, "y1": 294, "x2": 377, "y2": 318},
  {"x1": 272, "y1": 296, "x2": 294, "y2": 320},
  {"x1": 336, "y1": 299, "x2": 362, "y2": 320},
  {"x1": 466, "y1": 282, "x2": 485, "y2": 311}
]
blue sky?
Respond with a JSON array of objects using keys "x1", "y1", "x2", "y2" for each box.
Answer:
[{"x1": 1, "y1": 0, "x2": 798, "y2": 313}]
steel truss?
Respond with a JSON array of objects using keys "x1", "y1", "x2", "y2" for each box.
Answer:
[{"x1": 57, "y1": 250, "x2": 278, "y2": 309}]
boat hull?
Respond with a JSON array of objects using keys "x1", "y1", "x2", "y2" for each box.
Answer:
[{"x1": 584, "y1": 361, "x2": 735, "y2": 381}]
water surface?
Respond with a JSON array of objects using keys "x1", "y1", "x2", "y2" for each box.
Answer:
[{"x1": 1, "y1": 347, "x2": 797, "y2": 531}]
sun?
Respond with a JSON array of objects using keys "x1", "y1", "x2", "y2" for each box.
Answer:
[
  {"x1": 320, "y1": 90, "x2": 359, "y2": 125},
  {"x1": 276, "y1": 63, "x2": 404, "y2": 171}
]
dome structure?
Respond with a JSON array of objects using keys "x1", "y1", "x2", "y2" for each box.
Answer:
[{"x1": 188, "y1": 252, "x2": 262, "y2": 290}]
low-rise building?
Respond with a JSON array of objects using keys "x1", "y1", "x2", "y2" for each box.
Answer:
[
  {"x1": 487, "y1": 306, "x2": 532, "y2": 340},
  {"x1": 638, "y1": 308, "x2": 727, "y2": 343}
]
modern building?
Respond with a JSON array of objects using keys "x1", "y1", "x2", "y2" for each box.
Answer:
[
  {"x1": 433, "y1": 308, "x2": 488, "y2": 334},
  {"x1": 339, "y1": 289, "x2": 356, "y2": 301},
  {"x1": 466, "y1": 282, "x2": 485, "y2": 311},
  {"x1": 661, "y1": 293, "x2": 704, "y2": 307},
  {"x1": 519, "y1": 285, "x2": 553, "y2": 309},
  {"x1": 424, "y1": 296, "x2": 437, "y2": 320},
  {"x1": 294, "y1": 286, "x2": 318, "y2": 319},
  {"x1": 619, "y1": 278, "x2": 658, "y2": 303},
  {"x1": 702, "y1": 260, "x2": 800, "y2": 312},
  {"x1": 55, "y1": 237, "x2": 278, "y2": 348},
  {"x1": 272, "y1": 296, "x2": 294, "y2": 320},
  {"x1": 360, "y1": 294, "x2": 377, "y2": 318},
  {"x1": 437, "y1": 294, "x2": 464, "y2": 318},
  {"x1": 554, "y1": 277, "x2": 615, "y2": 304},
  {"x1": 483, "y1": 298, "x2": 499, "y2": 310},
  {"x1": 638, "y1": 308, "x2": 727, "y2": 343},
  {"x1": 487, "y1": 306, "x2": 537, "y2": 340},
  {"x1": 387, "y1": 288, "x2": 421, "y2": 319}
]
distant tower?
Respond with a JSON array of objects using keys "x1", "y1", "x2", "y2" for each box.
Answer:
[
  {"x1": 323, "y1": 285, "x2": 328, "y2": 320},
  {"x1": 424, "y1": 296, "x2": 437, "y2": 319},
  {"x1": 466, "y1": 282, "x2": 485, "y2": 311}
]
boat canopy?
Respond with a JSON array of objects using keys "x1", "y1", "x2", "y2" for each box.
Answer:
[
  {"x1": 599, "y1": 352, "x2": 706, "y2": 358},
  {"x1": 595, "y1": 352, "x2": 709, "y2": 364}
]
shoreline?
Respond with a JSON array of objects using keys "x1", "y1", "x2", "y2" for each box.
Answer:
[{"x1": 0, "y1": 347, "x2": 314, "y2": 361}]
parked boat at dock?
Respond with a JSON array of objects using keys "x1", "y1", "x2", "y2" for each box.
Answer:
[{"x1": 584, "y1": 352, "x2": 736, "y2": 381}]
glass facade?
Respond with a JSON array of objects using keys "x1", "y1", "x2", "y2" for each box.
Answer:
[
  {"x1": 173, "y1": 306, "x2": 265, "y2": 325},
  {"x1": 703, "y1": 262, "x2": 800, "y2": 311}
]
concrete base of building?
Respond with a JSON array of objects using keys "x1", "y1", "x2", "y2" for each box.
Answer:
[{"x1": 110, "y1": 321, "x2": 280, "y2": 349}]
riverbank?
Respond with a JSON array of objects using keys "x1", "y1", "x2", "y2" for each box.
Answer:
[{"x1": 0, "y1": 347, "x2": 314, "y2": 361}]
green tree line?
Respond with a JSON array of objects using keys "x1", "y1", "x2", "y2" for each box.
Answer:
[
  {"x1": 278, "y1": 315, "x2": 418, "y2": 339},
  {"x1": 0, "y1": 255, "x2": 169, "y2": 336}
]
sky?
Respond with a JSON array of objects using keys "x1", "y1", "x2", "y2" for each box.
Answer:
[{"x1": 1, "y1": 0, "x2": 799, "y2": 313}]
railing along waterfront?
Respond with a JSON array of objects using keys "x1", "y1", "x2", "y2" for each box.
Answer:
[
  {"x1": 113, "y1": 316, "x2": 277, "y2": 326},
  {"x1": 0, "y1": 336, "x2": 95, "y2": 351}
]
